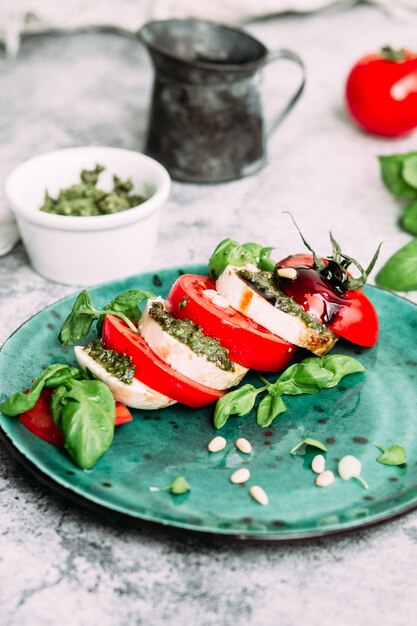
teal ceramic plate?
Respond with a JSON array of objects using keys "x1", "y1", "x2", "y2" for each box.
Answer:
[{"x1": 1, "y1": 265, "x2": 417, "y2": 540}]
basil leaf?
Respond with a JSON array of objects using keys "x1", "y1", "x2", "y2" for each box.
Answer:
[
  {"x1": 376, "y1": 238, "x2": 417, "y2": 291},
  {"x1": 273, "y1": 361, "x2": 334, "y2": 396},
  {"x1": 259, "y1": 247, "x2": 276, "y2": 272},
  {"x1": 318, "y1": 355, "x2": 365, "y2": 387},
  {"x1": 402, "y1": 200, "x2": 417, "y2": 236},
  {"x1": 213, "y1": 384, "x2": 260, "y2": 429},
  {"x1": 51, "y1": 379, "x2": 115, "y2": 469},
  {"x1": 59, "y1": 290, "x2": 97, "y2": 345},
  {"x1": 0, "y1": 364, "x2": 76, "y2": 416},
  {"x1": 208, "y1": 238, "x2": 256, "y2": 279},
  {"x1": 170, "y1": 476, "x2": 191, "y2": 494},
  {"x1": 97, "y1": 288, "x2": 155, "y2": 335},
  {"x1": 290, "y1": 437, "x2": 328, "y2": 455},
  {"x1": 402, "y1": 155, "x2": 417, "y2": 189},
  {"x1": 149, "y1": 476, "x2": 191, "y2": 494},
  {"x1": 256, "y1": 394, "x2": 286, "y2": 427},
  {"x1": 375, "y1": 443, "x2": 407, "y2": 466},
  {"x1": 379, "y1": 154, "x2": 417, "y2": 199}
]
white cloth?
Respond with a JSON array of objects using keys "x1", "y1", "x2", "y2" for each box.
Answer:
[{"x1": 1, "y1": 0, "x2": 417, "y2": 256}]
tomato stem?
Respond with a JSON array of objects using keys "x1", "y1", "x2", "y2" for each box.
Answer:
[{"x1": 380, "y1": 46, "x2": 407, "y2": 62}]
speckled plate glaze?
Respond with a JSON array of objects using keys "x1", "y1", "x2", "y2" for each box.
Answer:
[{"x1": 1, "y1": 265, "x2": 417, "y2": 540}]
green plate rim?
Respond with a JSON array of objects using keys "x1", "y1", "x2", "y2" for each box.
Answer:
[{"x1": 1, "y1": 265, "x2": 417, "y2": 541}]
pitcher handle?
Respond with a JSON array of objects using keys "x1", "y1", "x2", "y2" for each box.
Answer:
[{"x1": 265, "y1": 48, "x2": 306, "y2": 137}]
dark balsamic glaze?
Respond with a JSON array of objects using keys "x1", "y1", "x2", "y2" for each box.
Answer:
[{"x1": 275, "y1": 265, "x2": 349, "y2": 325}]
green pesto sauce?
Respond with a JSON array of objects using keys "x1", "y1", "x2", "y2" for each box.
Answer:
[
  {"x1": 40, "y1": 164, "x2": 146, "y2": 217},
  {"x1": 237, "y1": 269, "x2": 327, "y2": 335},
  {"x1": 84, "y1": 339, "x2": 135, "y2": 384},
  {"x1": 149, "y1": 301, "x2": 235, "y2": 372}
]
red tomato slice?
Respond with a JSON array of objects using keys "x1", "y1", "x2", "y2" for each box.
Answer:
[
  {"x1": 278, "y1": 253, "x2": 379, "y2": 347},
  {"x1": 19, "y1": 390, "x2": 133, "y2": 447},
  {"x1": 167, "y1": 274, "x2": 295, "y2": 372},
  {"x1": 19, "y1": 388, "x2": 64, "y2": 446},
  {"x1": 114, "y1": 402, "x2": 134, "y2": 426},
  {"x1": 102, "y1": 314, "x2": 223, "y2": 407}
]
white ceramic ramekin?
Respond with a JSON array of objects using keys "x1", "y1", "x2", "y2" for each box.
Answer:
[{"x1": 5, "y1": 146, "x2": 171, "y2": 285}]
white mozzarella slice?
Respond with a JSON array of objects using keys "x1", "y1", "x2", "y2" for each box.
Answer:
[
  {"x1": 140, "y1": 298, "x2": 248, "y2": 390},
  {"x1": 74, "y1": 346, "x2": 176, "y2": 410},
  {"x1": 216, "y1": 266, "x2": 337, "y2": 356}
]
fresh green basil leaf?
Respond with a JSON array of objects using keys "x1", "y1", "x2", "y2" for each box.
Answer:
[
  {"x1": 375, "y1": 238, "x2": 417, "y2": 291},
  {"x1": 213, "y1": 384, "x2": 260, "y2": 429},
  {"x1": 256, "y1": 393, "x2": 286, "y2": 427},
  {"x1": 169, "y1": 476, "x2": 191, "y2": 494},
  {"x1": 375, "y1": 443, "x2": 407, "y2": 466},
  {"x1": 149, "y1": 476, "x2": 191, "y2": 494},
  {"x1": 273, "y1": 361, "x2": 334, "y2": 396},
  {"x1": 0, "y1": 364, "x2": 76, "y2": 416},
  {"x1": 402, "y1": 155, "x2": 417, "y2": 189},
  {"x1": 97, "y1": 289, "x2": 155, "y2": 334},
  {"x1": 208, "y1": 238, "x2": 256, "y2": 279},
  {"x1": 51, "y1": 379, "x2": 115, "y2": 469},
  {"x1": 316, "y1": 355, "x2": 365, "y2": 387},
  {"x1": 402, "y1": 200, "x2": 417, "y2": 236},
  {"x1": 290, "y1": 437, "x2": 328, "y2": 455},
  {"x1": 242, "y1": 242, "x2": 263, "y2": 259},
  {"x1": 379, "y1": 154, "x2": 417, "y2": 199},
  {"x1": 259, "y1": 247, "x2": 276, "y2": 272},
  {"x1": 59, "y1": 290, "x2": 97, "y2": 345}
]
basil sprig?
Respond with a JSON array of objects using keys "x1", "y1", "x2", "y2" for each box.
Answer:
[
  {"x1": 213, "y1": 354, "x2": 365, "y2": 429},
  {"x1": 375, "y1": 443, "x2": 407, "y2": 466},
  {"x1": 377, "y1": 152, "x2": 417, "y2": 290},
  {"x1": 149, "y1": 476, "x2": 191, "y2": 495},
  {"x1": 0, "y1": 364, "x2": 81, "y2": 416},
  {"x1": 59, "y1": 288, "x2": 155, "y2": 345},
  {"x1": 0, "y1": 364, "x2": 116, "y2": 469},
  {"x1": 208, "y1": 238, "x2": 275, "y2": 279},
  {"x1": 51, "y1": 378, "x2": 115, "y2": 469}
]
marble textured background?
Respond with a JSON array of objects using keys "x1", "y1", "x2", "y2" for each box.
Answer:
[{"x1": 1, "y1": 5, "x2": 417, "y2": 625}]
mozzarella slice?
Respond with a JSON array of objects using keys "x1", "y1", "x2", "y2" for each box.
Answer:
[
  {"x1": 74, "y1": 345, "x2": 176, "y2": 410},
  {"x1": 140, "y1": 298, "x2": 248, "y2": 390},
  {"x1": 216, "y1": 266, "x2": 337, "y2": 357}
]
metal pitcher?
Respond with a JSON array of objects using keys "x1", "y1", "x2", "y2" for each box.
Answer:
[{"x1": 139, "y1": 19, "x2": 306, "y2": 183}]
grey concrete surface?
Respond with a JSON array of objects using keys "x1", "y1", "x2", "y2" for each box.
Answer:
[{"x1": 1, "y1": 6, "x2": 417, "y2": 625}]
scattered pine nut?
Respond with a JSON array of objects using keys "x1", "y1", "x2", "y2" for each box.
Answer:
[
  {"x1": 236, "y1": 438, "x2": 252, "y2": 454},
  {"x1": 277, "y1": 267, "x2": 297, "y2": 280},
  {"x1": 211, "y1": 294, "x2": 229, "y2": 308},
  {"x1": 338, "y1": 455, "x2": 368, "y2": 489},
  {"x1": 249, "y1": 485, "x2": 269, "y2": 505},
  {"x1": 311, "y1": 454, "x2": 325, "y2": 474},
  {"x1": 230, "y1": 468, "x2": 250, "y2": 484},
  {"x1": 202, "y1": 289, "x2": 218, "y2": 300},
  {"x1": 208, "y1": 436, "x2": 227, "y2": 453},
  {"x1": 315, "y1": 470, "x2": 335, "y2": 487}
]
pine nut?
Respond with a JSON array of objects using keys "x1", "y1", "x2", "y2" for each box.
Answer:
[
  {"x1": 208, "y1": 436, "x2": 227, "y2": 453},
  {"x1": 315, "y1": 470, "x2": 335, "y2": 487},
  {"x1": 230, "y1": 468, "x2": 250, "y2": 484},
  {"x1": 277, "y1": 267, "x2": 297, "y2": 279},
  {"x1": 249, "y1": 485, "x2": 269, "y2": 505},
  {"x1": 211, "y1": 294, "x2": 229, "y2": 308},
  {"x1": 235, "y1": 438, "x2": 252, "y2": 454},
  {"x1": 311, "y1": 454, "x2": 325, "y2": 474},
  {"x1": 202, "y1": 289, "x2": 218, "y2": 300}
]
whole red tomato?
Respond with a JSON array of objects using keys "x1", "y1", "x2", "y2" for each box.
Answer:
[{"x1": 345, "y1": 46, "x2": 417, "y2": 137}]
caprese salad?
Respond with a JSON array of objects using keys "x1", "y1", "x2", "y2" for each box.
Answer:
[{"x1": 0, "y1": 225, "x2": 380, "y2": 469}]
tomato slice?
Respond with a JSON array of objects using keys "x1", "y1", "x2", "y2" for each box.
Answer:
[
  {"x1": 19, "y1": 390, "x2": 133, "y2": 447},
  {"x1": 19, "y1": 388, "x2": 64, "y2": 446},
  {"x1": 102, "y1": 314, "x2": 224, "y2": 407},
  {"x1": 278, "y1": 254, "x2": 379, "y2": 347},
  {"x1": 114, "y1": 402, "x2": 134, "y2": 426},
  {"x1": 167, "y1": 274, "x2": 295, "y2": 372}
]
